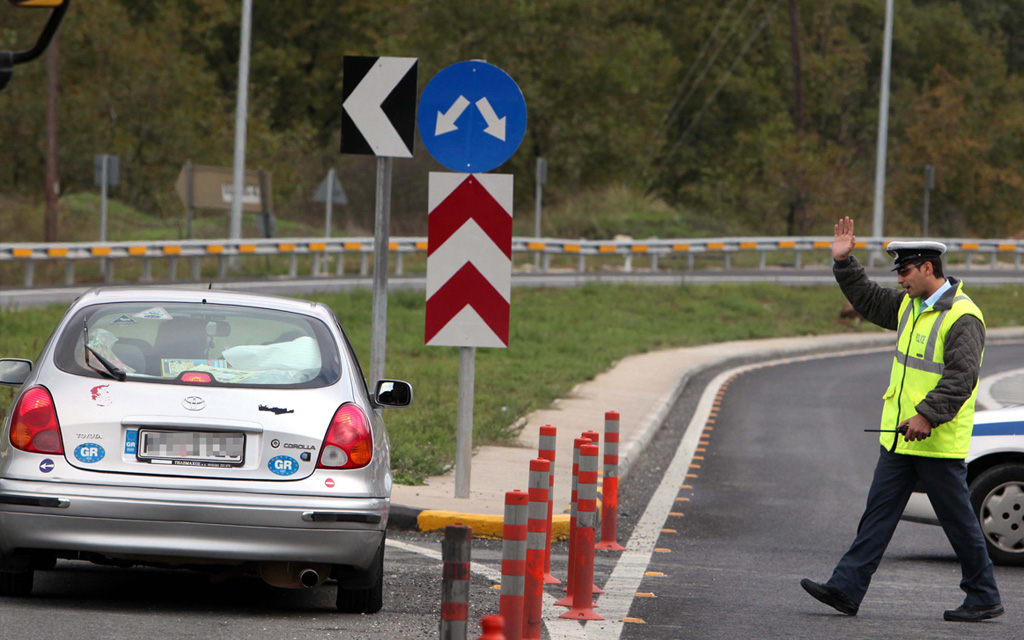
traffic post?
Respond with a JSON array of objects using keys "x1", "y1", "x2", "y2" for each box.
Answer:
[
  {"x1": 523, "y1": 459, "x2": 550, "y2": 640},
  {"x1": 441, "y1": 524, "x2": 473, "y2": 640},
  {"x1": 559, "y1": 443, "x2": 603, "y2": 621},
  {"x1": 596, "y1": 411, "x2": 625, "y2": 550},
  {"x1": 537, "y1": 425, "x2": 559, "y2": 584},
  {"x1": 500, "y1": 490, "x2": 528, "y2": 640}
]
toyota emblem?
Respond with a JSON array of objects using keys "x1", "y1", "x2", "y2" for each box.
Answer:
[{"x1": 182, "y1": 396, "x2": 206, "y2": 411}]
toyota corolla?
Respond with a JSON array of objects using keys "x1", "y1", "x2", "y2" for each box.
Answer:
[{"x1": 0, "y1": 287, "x2": 411, "y2": 612}]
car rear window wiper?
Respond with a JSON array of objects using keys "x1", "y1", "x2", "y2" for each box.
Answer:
[{"x1": 83, "y1": 322, "x2": 126, "y2": 382}]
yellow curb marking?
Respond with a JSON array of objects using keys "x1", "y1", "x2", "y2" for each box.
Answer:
[
  {"x1": 654, "y1": 548, "x2": 672, "y2": 553},
  {"x1": 645, "y1": 572, "x2": 665, "y2": 577},
  {"x1": 417, "y1": 511, "x2": 571, "y2": 540},
  {"x1": 661, "y1": 529, "x2": 677, "y2": 534},
  {"x1": 675, "y1": 497, "x2": 690, "y2": 502},
  {"x1": 669, "y1": 512, "x2": 684, "y2": 516},
  {"x1": 686, "y1": 473, "x2": 698, "y2": 478},
  {"x1": 680, "y1": 484, "x2": 693, "y2": 489},
  {"x1": 623, "y1": 617, "x2": 647, "y2": 624},
  {"x1": 636, "y1": 593, "x2": 657, "y2": 598}
]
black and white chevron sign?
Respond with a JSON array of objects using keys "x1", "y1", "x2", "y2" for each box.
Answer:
[{"x1": 340, "y1": 56, "x2": 418, "y2": 158}]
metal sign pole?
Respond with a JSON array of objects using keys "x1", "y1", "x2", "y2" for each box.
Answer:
[
  {"x1": 534, "y1": 157, "x2": 544, "y2": 268},
  {"x1": 369, "y1": 156, "x2": 392, "y2": 388},
  {"x1": 923, "y1": 164, "x2": 934, "y2": 237},
  {"x1": 186, "y1": 160, "x2": 194, "y2": 239},
  {"x1": 99, "y1": 155, "x2": 108, "y2": 242},
  {"x1": 455, "y1": 345, "x2": 476, "y2": 498}
]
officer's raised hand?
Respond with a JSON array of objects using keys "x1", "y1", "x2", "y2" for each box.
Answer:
[{"x1": 833, "y1": 217, "x2": 856, "y2": 261}]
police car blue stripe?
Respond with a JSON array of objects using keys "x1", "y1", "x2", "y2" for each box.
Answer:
[{"x1": 973, "y1": 421, "x2": 1024, "y2": 437}]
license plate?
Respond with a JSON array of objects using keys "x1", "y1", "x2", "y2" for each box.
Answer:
[{"x1": 137, "y1": 430, "x2": 245, "y2": 466}]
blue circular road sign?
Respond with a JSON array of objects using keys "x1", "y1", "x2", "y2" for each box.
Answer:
[{"x1": 417, "y1": 61, "x2": 527, "y2": 173}]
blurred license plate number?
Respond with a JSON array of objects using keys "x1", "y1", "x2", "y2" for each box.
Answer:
[{"x1": 138, "y1": 430, "x2": 244, "y2": 465}]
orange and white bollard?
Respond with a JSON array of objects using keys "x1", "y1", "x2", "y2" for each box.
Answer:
[
  {"x1": 537, "y1": 425, "x2": 560, "y2": 584},
  {"x1": 555, "y1": 437, "x2": 589, "y2": 608},
  {"x1": 596, "y1": 411, "x2": 625, "y2": 551},
  {"x1": 560, "y1": 443, "x2": 604, "y2": 620},
  {"x1": 500, "y1": 490, "x2": 528, "y2": 640},
  {"x1": 523, "y1": 458, "x2": 550, "y2": 640},
  {"x1": 475, "y1": 615, "x2": 507, "y2": 640},
  {"x1": 441, "y1": 524, "x2": 473, "y2": 640}
]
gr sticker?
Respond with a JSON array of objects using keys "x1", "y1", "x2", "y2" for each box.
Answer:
[
  {"x1": 39, "y1": 459, "x2": 55, "y2": 473},
  {"x1": 75, "y1": 444, "x2": 105, "y2": 464},
  {"x1": 124, "y1": 429, "x2": 138, "y2": 455},
  {"x1": 268, "y1": 455, "x2": 299, "y2": 476}
]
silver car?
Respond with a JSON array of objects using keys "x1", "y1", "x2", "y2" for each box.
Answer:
[{"x1": 0, "y1": 287, "x2": 411, "y2": 612}]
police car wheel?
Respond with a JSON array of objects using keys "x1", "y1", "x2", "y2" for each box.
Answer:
[
  {"x1": 335, "y1": 536, "x2": 384, "y2": 614},
  {"x1": 970, "y1": 462, "x2": 1024, "y2": 566},
  {"x1": 0, "y1": 569, "x2": 34, "y2": 597}
]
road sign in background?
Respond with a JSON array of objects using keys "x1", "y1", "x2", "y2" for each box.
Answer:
[
  {"x1": 425, "y1": 173, "x2": 513, "y2": 348},
  {"x1": 417, "y1": 61, "x2": 527, "y2": 173},
  {"x1": 174, "y1": 164, "x2": 270, "y2": 212},
  {"x1": 341, "y1": 56, "x2": 418, "y2": 158}
]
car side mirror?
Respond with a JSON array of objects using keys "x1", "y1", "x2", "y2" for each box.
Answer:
[
  {"x1": 0, "y1": 358, "x2": 33, "y2": 386},
  {"x1": 373, "y1": 380, "x2": 412, "y2": 408}
]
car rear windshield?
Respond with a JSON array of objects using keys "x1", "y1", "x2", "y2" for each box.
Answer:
[{"x1": 54, "y1": 302, "x2": 341, "y2": 388}]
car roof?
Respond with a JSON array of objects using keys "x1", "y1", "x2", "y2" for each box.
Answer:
[{"x1": 70, "y1": 287, "x2": 332, "y2": 320}]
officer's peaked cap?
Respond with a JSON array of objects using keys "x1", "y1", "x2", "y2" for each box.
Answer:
[{"x1": 885, "y1": 240, "x2": 947, "y2": 271}]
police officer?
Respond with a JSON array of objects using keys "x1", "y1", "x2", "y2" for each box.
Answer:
[{"x1": 800, "y1": 217, "x2": 1003, "y2": 622}]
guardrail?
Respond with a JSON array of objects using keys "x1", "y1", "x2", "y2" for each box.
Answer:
[{"x1": 1, "y1": 236, "x2": 1022, "y2": 288}]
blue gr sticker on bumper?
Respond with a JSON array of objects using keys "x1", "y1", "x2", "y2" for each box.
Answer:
[
  {"x1": 75, "y1": 444, "x2": 105, "y2": 463},
  {"x1": 125, "y1": 429, "x2": 138, "y2": 455},
  {"x1": 268, "y1": 455, "x2": 299, "y2": 476}
]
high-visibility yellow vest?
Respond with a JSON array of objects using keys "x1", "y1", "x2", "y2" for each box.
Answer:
[{"x1": 879, "y1": 281, "x2": 984, "y2": 458}]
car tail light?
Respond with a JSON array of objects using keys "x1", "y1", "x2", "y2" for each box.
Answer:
[
  {"x1": 317, "y1": 403, "x2": 372, "y2": 469},
  {"x1": 10, "y1": 386, "x2": 64, "y2": 454}
]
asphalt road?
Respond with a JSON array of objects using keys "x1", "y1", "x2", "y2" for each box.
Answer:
[{"x1": 618, "y1": 341, "x2": 1024, "y2": 640}]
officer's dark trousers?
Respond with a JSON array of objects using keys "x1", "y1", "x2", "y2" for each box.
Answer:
[{"x1": 827, "y1": 446, "x2": 1000, "y2": 606}]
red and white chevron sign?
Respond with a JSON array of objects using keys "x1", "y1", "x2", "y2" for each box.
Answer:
[{"x1": 425, "y1": 172, "x2": 513, "y2": 348}]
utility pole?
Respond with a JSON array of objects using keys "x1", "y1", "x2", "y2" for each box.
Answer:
[
  {"x1": 787, "y1": 0, "x2": 806, "y2": 236},
  {"x1": 229, "y1": 0, "x2": 253, "y2": 259},
  {"x1": 871, "y1": 0, "x2": 895, "y2": 265},
  {"x1": 44, "y1": 32, "x2": 58, "y2": 242}
]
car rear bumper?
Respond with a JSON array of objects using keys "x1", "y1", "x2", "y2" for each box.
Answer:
[{"x1": 0, "y1": 479, "x2": 388, "y2": 567}]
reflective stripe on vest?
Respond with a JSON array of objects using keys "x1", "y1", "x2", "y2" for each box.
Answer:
[{"x1": 879, "y1": 285, "x2": 984, "y2": 459}]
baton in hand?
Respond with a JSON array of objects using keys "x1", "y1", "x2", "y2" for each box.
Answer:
[{"x1": 863, "y1": 426, "x2": 907, "y2": 435}]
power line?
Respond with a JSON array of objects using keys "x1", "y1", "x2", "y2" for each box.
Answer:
[{"x1": 648, "y1": 0, "x2": 783, "y2": 190}]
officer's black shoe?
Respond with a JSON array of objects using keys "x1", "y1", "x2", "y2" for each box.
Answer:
[
  {"x1": 800, "y1": 578, "x2": 859, "y2": 616},
  {"x1": 943, "y1": 603, "x2": 1004, "y2": 622}
]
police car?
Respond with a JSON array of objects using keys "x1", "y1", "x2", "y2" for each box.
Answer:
[
  {"x1": 902, "y1": 405, "x2": 1024, "y2": 566},
  {"x1": 0, "y1": 288, "x2": 411, "y2": 611}
]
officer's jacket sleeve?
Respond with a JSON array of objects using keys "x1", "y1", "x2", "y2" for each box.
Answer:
[
  {"x1": 832, "y1": 255, "x2": 903, "y2": 330},
  {"x1": 915, "y1": 315, "x2": 986, "y2": 427}
]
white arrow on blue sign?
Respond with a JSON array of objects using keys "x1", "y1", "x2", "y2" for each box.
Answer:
[{"x1": 417, "y1": 61, "x2": 527, "y2": 173}]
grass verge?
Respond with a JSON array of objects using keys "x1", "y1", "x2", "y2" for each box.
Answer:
[{"x1": 2, "y1": 283, "x2": 1020, "y2": 484}]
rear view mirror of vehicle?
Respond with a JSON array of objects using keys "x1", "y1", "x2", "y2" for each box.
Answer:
[
  {"x1": 0, "y1": 358, "x2": 33, "y2": 386},
  {"x1": 374, "y1": 380, "x2": 412, "y2": 408}
]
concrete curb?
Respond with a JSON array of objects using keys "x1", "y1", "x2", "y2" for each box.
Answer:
[{"x1": 388, "y1": 328, "x2": 1024, "y2": 535}]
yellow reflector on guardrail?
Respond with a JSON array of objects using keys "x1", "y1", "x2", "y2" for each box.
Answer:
[
  {"x1": 128, "y1": 246, "x2": 147, "y2": 256},
  {"x1": 998, "y1": 244, "x2": 1016, "y2": 252},
  {"x1": 778, "y1": 241, "x2": 796, "y2": 249},
  {"x1": 163, "y1": 245, "x2": 181, "y2": 255},
  {"x1": 389, "y1": 242, "x2": 398, "y2": 250},
  {"x1": 47, "y1": 248, "x2": 67, "y2": 257},
  {"x1": 239, "y1": 244, "x2": 257, "y2": 253},
  {"x1": 91, "y1": 247, "x2": 111, "y2": 257},
  {"x1": 707, "y1": 242, "x2": 725, "y2": 250},
  {"x1": 673, "y1": 244, "x2": 690, "y2": 251},
  {"x1": 528, "y1": 242, "x2": 546, "y2": 250},
  {"x1": 206, "y1": 245, "x2": 224, "y2": 254},
  {"x1": 813, "y1": 241, "x2": 831, "y2": 249},
  {"x1": 632, "y1": 245, "x2": 649, "y2": 253},
  {"x1": 309, "y1": 243, "x2": 327, "y2": 252},
  {"x1": 855, "y1": 241, "x2": 867, "y2": 249},
  {"x1": 961, "y1": 242, "x2": 980, "y2": 250},
  {"x1": 416, "y1": 241, "x2": 428, "y2": 250},
  {"x1": 344, "y1": 242, "x2": 362, "y2": 250},
  {"x1": 599, "y1": 245, "x2": 617, "y2": 253},
  {"x1": 564, "y1": 244, "x2": 580, "y2": 252},
  {"x1": 278, "y1": 243, "x2": 295, "y2": 252},
  {"x1": 739, "y1": 242, "x2": 758, "y2": 249},
  {"x1": 12, "y1": 248, "x2": 33, "y2": 258}
]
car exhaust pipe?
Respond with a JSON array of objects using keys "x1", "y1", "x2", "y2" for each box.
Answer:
[{"x1": 258, "y1": 561, "x2": 331, "y2": 589}]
